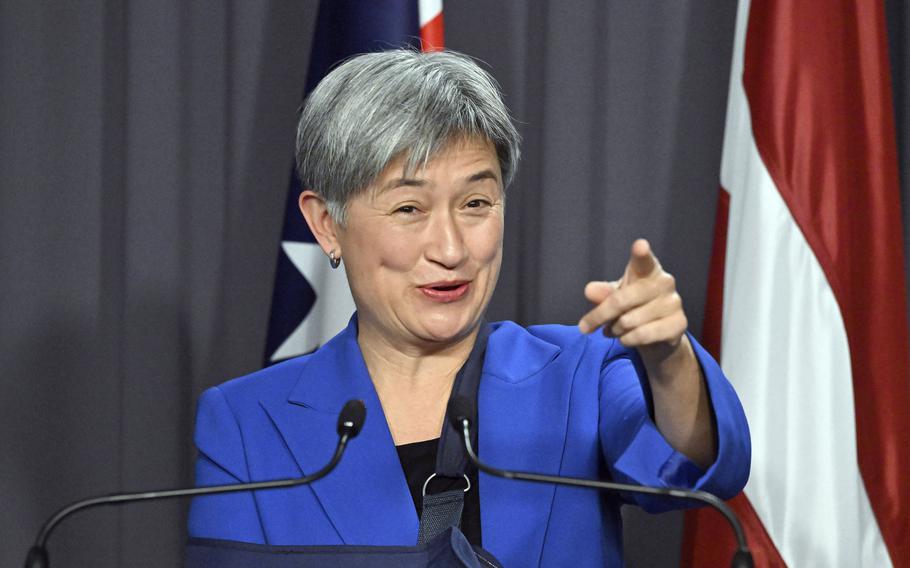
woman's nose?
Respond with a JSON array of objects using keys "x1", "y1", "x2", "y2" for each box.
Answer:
[{"x1": 424, "y1": 212, "x2": 468, "y2": 268}]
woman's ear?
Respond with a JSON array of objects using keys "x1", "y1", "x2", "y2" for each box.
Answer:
[{"x1": 298, "y1": 190, "x2": 342, "y2": 257}]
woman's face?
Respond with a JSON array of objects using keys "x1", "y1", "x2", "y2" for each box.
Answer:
[{"x1": 336, "y1": 137, "x2": 504, "y2": 349}]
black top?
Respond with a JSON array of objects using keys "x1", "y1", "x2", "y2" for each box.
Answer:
[{"x1": 395, "y1": 437, "x2": 481, "y2": 546}]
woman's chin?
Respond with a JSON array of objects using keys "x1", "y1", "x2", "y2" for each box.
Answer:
[{"x1": 412, "y1": 313, "x2": 478, "y2": 344}]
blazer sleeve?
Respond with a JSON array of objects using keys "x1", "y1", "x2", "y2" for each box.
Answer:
[
  {"x1": 597, "y1": 333, "x2": 751, "y2": 513},
  {"x1": 186, "y1": 386, "x2": 267, "y2": 542}
]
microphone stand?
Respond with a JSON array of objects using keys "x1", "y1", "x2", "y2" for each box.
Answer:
[
  {"x1": 25, "y1": 399, "x2": 366, "y2": 568},
  {"x1": 454, "y1": 416, "x2": 754, "y2": 568}
]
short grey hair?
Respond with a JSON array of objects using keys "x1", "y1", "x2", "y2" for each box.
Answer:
[{"x1": 295, "y1": 49, "x2": 521, "y2": 223}]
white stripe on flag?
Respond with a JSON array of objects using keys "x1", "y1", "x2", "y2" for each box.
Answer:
[{"x1": 418, "y1": 0, "x2": 443, "y2": 27}]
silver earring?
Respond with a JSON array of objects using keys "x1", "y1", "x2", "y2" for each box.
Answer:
[{"x1": 329, "y1": 250, "x2": 341, "y2": 269}]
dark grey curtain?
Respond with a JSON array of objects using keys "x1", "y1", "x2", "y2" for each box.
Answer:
[
  {"x1": 1, "y1": 2, "x2": 319, "y2": 566},
  {"x1": 1, "y1": 2, "x2": 907, "y2": 567},
  {"x1": 888, "y1": 0, "x2": 910, "y2": 310}
]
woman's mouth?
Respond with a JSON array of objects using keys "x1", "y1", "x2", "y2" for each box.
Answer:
[{"x1": 418, "y1": 281, "x2": 471, "y2": 303}]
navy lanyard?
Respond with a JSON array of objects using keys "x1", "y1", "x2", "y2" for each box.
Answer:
[
  {"x1": 417, "y1": 323, "x2": 490, "y2": 545},
  {"x1": 437, "y1": 322, "x2": 489, "y2": 477}
]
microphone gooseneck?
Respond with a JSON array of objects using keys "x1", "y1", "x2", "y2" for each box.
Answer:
[
  {"x1": 25, "y1": 399, "x2": 366, "y2": 568},
  {"x1": 447, "y1": 397, "x2": 753, "y2": 568}
]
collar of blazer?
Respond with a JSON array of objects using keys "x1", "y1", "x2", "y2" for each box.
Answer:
[{"x1": 261, "y1": 315, "x2": 575, "y2": 566}]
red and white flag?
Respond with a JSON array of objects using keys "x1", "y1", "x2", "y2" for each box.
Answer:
[
  {"x1": 683, "y1": 1, "x2": 910, "y2": 566},
  {"x1": 419, "y1": 0, "x2": 444, "y2": 51}
]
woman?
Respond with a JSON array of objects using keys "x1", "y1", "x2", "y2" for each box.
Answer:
[{"x1": 188, "y1": 49, "x2": 750, "y2": 567}]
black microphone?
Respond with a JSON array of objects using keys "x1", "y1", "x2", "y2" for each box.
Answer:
[
  {"x1": 25, "y1": 399, "x2": 367, "y2": 568},
  {"x1": 447, "y1": 397, "x2": 753, "y2": 568}
]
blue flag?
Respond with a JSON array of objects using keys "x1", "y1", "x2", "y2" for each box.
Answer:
[{"x1": 264, "y1": 1, "x2": 424, "y2": 364}]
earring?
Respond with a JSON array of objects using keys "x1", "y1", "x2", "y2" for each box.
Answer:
[{"x1": 329, "y1": 250, "x2": 341, "y2": 269}]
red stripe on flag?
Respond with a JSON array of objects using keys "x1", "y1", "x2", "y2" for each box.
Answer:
[
  {"x1": 682, "y1": 187, "x2": 788, "y2": 566},
  {"x1": 420, "y1": 13, "x2": 444, "y2": 52},
  {"x1": 743, "y1": 0, "x2": 910, "y2": 562},
  {"x1": 701, "y1": 187, "x2": 731, "y2": 359}
]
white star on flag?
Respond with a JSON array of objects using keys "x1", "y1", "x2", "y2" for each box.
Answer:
[{"x1": 268, "y1": 241, "x2": 356, "y2": 362}]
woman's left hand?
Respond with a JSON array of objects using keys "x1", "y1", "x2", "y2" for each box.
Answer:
[
  {"x1": 578, "y1": 238, "x2": 689, "y2": 368},
  {"x1": 578, "y1": 239, "x2": 716, "y2": 467}
]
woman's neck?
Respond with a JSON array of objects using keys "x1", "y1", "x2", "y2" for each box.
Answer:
[
  {"x1": 357, "y1": 322, "x2": 478, "y2": 387},
  {"x1": 357, "y1": 322, "x2": 479, "y2": 445}
]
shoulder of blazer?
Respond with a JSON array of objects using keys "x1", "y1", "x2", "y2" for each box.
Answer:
[
  {"x1": 213, "y1": 354, "x2": 312, "y2": 408},
  {"x1": 484, "y1": 321, "x2": 623, "y2": 384}
]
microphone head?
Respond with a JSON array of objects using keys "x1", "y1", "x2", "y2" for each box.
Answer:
[
  {"x1": 447, "y1": 396, "x2": 473, "y2": 431},
  {"x1": 338, "y1": 399, "x2": 367, "y2": 438}
]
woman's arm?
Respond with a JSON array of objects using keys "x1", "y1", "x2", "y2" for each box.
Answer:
[{"x1": 580, "y1": 239, "x2": 716, "y2": 469}]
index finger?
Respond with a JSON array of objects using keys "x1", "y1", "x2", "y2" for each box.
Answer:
[{"x1": 626, "y1": 238, "x2": 660, "y2": 281}]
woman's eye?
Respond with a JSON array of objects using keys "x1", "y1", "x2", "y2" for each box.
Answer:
[
  {"x1": 395, "y1": 205, "x2": 418, "y2": 214},
  {"x1": 466, "y1": 199, "x2": 490, "y2": 209}
]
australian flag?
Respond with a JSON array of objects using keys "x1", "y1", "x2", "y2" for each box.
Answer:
[{"x1": 263, "y1": 0, "x2": 445, "y2": 364}]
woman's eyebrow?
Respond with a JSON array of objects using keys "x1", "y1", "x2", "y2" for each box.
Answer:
[{"x1": 377, "y1": 169, "x2": 499, "y2": 194}]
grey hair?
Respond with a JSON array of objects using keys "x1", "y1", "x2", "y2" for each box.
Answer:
[{"x1": 295, "y1": 49, "x2": 521, "y2": 223}]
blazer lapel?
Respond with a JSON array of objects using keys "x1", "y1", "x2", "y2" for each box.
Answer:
[
  {"x1": 478, "y1": 322, "x2": 575, "y2": 567},
  {"x1": 260, "y1": 318, "x2": 418, "y2": 545}
]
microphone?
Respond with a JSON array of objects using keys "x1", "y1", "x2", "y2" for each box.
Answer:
[
  {"x1": 447, "y1": 397, "x2": 753, "y2": 568},
  {"x1": 25, "y1": 399, "x2": 367, "y2": 568}
]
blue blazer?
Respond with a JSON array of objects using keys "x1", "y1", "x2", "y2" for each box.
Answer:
[{"x1": 188, "y1": 317, "x2": 750, "y2": 567}]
